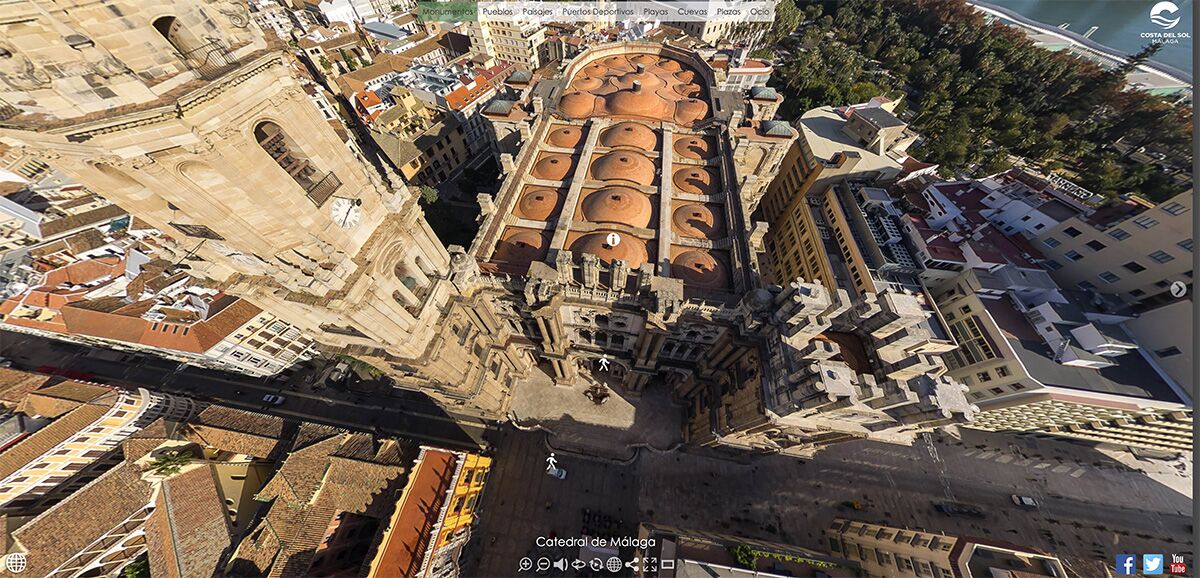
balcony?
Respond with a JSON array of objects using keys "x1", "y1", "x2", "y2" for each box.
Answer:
[
  {"x1": 304, "y1": 172, "x2": 341, "y2": 207},
  {"x1": 180, "y1": 40, "x2": 238, "y2": 81},
  {"x1": 0, "y1": 98, "x2": 18, "y2": 121}
]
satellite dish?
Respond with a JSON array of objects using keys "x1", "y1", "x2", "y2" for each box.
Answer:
[{"x1": 605, "y1": 232, "x2": 621, "y2": 247}]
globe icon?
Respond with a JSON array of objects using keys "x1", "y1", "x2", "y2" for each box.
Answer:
[
  {"x1": 4, "y1": 553, "x2": 27, "y2": 573},
  {"x1": 605, "y1": 557, "x2": 623, "y2": 572}
]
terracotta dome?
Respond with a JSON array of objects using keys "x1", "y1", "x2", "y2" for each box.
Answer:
[
  {"x1": 674, "y1": 98, "x2": 709, "y2": 124},
  {"x1": 615, "y1": 71, "x2": 666, "y2": 91},
  {"x1": 570, "y1": 231, "x2": 649, "y2": 267},
  {"x1": 583, "y1": 62, "x2": 610, "y2": 77},
  {"x1": 571, "y1": 76, "x2": 605, "y2": 92},
  {"x1": 673, "y1": 204, "x2": 724, "y2": 238},
  {"x1": 655, "y1": 59, "x2": 683, "y2": 72},
  {"x1": 674, "y1": 136, "x2": 713, "y2": 159},
  {"x1": 674, "y1": 69, "x2": 697, "y2": 83},
  {"x1": 602, "y1": 55, "x2": 634, "y2": 71},
  {"x1": 591, "y1": 151, "x2": 655, "y2": 185},
  {"x1": 629, "y1": 54, "x2": 659, "y2": 66},
  {"x1": 600, "y1": 122, "x2": 657, "y2": 150},
  {"x1": 673, "y1": 83, "x2": 703, "y2": 98},
  {"x1": 581, "y1": 187, "x2": 653, "y2": 228},
  {"x1": 495, "y1": 230, "x2": 548, "y2": 263},
  {"x1": 673, "y1": 167, "x2": 718, "y2": 195},
  {"x1": 516, "y1": 188, "x2": 563, "y2": 221},
  {"x1": 547, "y1": 126, "x2": 583, "y2": 148},
  {"x1": 606, "y1": 87, "x2": 668, "y2": 118},
  {"x1": 560, "y1": 91, "x2": 598, "y2": 118},
  {"x1": 532, "y1": 154, "x2": 575, "y2": 180},
  {"x1": 671, "y1": 250, "x2": 728, "y2": 288}
]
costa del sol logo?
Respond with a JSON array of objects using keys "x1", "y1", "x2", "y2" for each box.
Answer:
[{"x1": 1150, "y1": 1, "x2": 1181, "y2": 29}]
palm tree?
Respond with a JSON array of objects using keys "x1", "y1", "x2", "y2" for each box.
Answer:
[{"x1": 148, "y1": 451, "x2": 193, "y2": 476}]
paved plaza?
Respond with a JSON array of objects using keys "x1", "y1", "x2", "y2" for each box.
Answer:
[
  {"x1": 509, "y1": 366, "x2": 683, "y2": 460},
  {"x1": 467, "y1": 423, "x2": 1192, "y2": 578}
]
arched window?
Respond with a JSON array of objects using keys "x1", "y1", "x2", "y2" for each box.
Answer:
[
  {"x1": 153, "y1": 16, "x2": 235, "y2": 79},
  {"x1": 254, "y1": 121, "x2": 341, "y2": 207}
]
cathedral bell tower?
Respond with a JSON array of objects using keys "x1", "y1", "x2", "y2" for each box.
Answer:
[{"x1": 0, "y1": 0, "x2": 456, "y2": 361}]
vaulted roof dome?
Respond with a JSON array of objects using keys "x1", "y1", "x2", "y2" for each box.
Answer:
[
  {"x1": 532, "y1": 154, "x2": 575, "y2": 180},
  {"x1": 581, "y1": 187, "x2": 652, "y2": 228},
  {"x1": 673, "y1": 167, "x2": 718, "y2": 195},
  {"x1": 547, "y1": 126, "x2": 584, "y2": 148},
  {"x1": 614, "y1": 71, "x2": 666, "y2": 91},
  {"x1": 629, "y1": 54, "x2": 659, "y2": 66},
  {"x1": 673, "y1": 69, "x2": 697, "y2": 84},
  {"x1": 673, "y1": 203, "x2": 724, "y2": 238},
  {"x1": 570, "y1": 231, "x2": 649, "y2": 267},
  {"x1": 671, "y1": 250, "x2": 728, "y2": 288},
  {"x1": 602, "y1": 55, "x2": 635, "y2": 71},
  {"x1": 560, "y1": 91, "x2": 598, "y2": 118},
  {"x1": 606, "y1": 87, "x2": 669, "y2": 119},
  {"x1": 571, "y1": 76, "x2": 605, "y2": 92},
  {"x1": 673, "y1": 83, "x2": 703, "y2": 98},
  {"x1": 674, "y1": 98, "x2": 709, "y2": 125},
  {"x1": 600, "y1": 122, "x2": 657, "y2": 150},
  {"x1": 674, "y1": 136, "x2": 714, "y2": 159},
  {"x1": 591, "y1": 151, "x2": 655, "y2": 185},
  {"x1": 495, "y1": 230, "x2": 548, "y2": 264},
  {"x1": 516, "y1": 188, "x2": 563, "y2": 221},
  {"x1": 655, "y1": 59, "x2": 682, "y2": 73}
]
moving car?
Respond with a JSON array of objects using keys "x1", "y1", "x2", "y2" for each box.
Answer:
[
  {"x1": 262, "y1": 394, "x2": 286, "y2": 405},
  {"x1": 1011, "y1": 495, "x2": 1040, "y2": 509}
]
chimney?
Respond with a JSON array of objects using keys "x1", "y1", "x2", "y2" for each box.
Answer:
[
  {"x1": 632, "y1": 80, "x2": 642, "y2": 92},
  {"x1": 635, "y1": 63, "x2": 645, "y2": 73}
]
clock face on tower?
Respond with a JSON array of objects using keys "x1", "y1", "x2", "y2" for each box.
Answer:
[{"x1": 330, "y1": 197, "x2": 362, "y2": 229}]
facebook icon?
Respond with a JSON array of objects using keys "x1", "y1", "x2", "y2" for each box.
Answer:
[{"x1": 1116, "y1": 554, "x2": 1137, "y2": 575}]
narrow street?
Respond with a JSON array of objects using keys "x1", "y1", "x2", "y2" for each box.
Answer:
[{"x1": 0, "y1": 329, "x2": 494, "y2": 450}]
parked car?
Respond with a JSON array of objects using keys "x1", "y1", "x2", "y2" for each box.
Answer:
[
  {"x1": 328, "y1": 362, "x2": 350, "y2": 385},
  {"x1": 262, "y1": 394, "x2": 286, "y2": 405},
  {"x1": 1011, "y1": 495, "x2": 1040, "y2": 509},
  {"x1": 547, "y1": 466, "x2": 567, "y2": 480},
  {"x1": 933, "y1": 502, "x2": 985, "y2": 518}
]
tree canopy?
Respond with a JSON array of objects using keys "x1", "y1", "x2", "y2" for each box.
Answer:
[{"x1": 768, "y1": 0, "x2": 1192, "y2": 202}]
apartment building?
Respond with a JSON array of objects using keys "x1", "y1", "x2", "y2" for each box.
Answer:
[
  {"x1": 368, "y1": 447, "x2": 492, "y2": 578},
  {"x1": 250, "y1": 0, "x2": 300, "y2": 40},
  {"x1": 0, "y1": 170, "x2": 130, "y2": 288},
  {"x1": 638, "y1": 523, "x2": 860, "y2": 577},
  {"x1": 5, "y1": 405, "x2": 300, "y2": 578},
  {"x1": 372, "y1": 105, "x2": 471, "y2": 186},
  {"x1": 825, "y1": 518, "x2": 1067, "y2": 578},
  {"x1": 709, "y1": 52, "x2": 774, "y2": 92},
  {"x1": 467, "y1": 20, "x2": 547, "y2": 69},
  {"x1": 0, "y1": 381, "x2": 194, "y2": 515},
  {"x1": 0, "y1": 248, "x2": 317, "y2": 377},
  {"x1": 933, "y1": 266, "x2": 1191, "y2": 452},
  {"x1": 1122, "y1": 299, "x2": 1192, "y2": 387},
  {"x1": 915, "y1": 170, "x2": 1088, "y2": 238},
  {"x1": 300, "y1": 0, "x2": 396, "y2": 28},
  {"x1": 298, "y1": 25, "x2": 377, "y2": 82},
  {"x1": 422, "y1": 452, "x2": 492, "y2": 578},
  {"x1": 1033, "y1": 191, "x2": 1192, "y2": 307}
]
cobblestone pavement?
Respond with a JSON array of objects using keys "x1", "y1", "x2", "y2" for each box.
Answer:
[{"x1": 467, "y1": 425, "x2": 1191, "y2": 578}]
